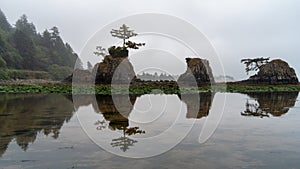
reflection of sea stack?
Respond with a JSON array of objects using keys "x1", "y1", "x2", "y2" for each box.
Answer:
[
  {"x1": 95, "y1": 94, "x2": 145, "y2": 152},
  {"x1": 65, "y1": 94, "x2": 96, "y2": 110},
  {"x1": 179, "y1": 92, "x2": 215, "y2": 119},
  {"x1": 96, "y1": 95, "x2": 138, "y2": 130},
  {"x1": 243, "y1": 92, "x2": 299, "y2": 117},
  {"x1": 245, "y1": 59, "x2": 299, "y2": 84},
  {"x1": 178, "y1": 58, "x2": 215, "y2": 86}
]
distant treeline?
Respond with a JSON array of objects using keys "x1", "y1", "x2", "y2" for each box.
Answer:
[
  {"x1": 137, "y1": 72, "x2": 177, "y2": 81},
  {"x1": 0, "y1": 9, "x2": 81, "y2": 80},
  {"x1": 137, "y1": 72, "x2": 235, "y2": 82},
  {"x1": 214, "y1": 75, "x2": 235, "y2": 82}
]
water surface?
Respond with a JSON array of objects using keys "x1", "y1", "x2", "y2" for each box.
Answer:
[{"x1": 0, "y1": 92, "x2": 299, "y2": 168}]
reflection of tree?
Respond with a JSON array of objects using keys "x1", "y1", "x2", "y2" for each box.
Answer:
[
  {"x1": 95, "y1": 94, "x2": 145, "y2": 152},
  {"x1": 242, "y1": 92, "x2": 299, "y2": 118},
  {"x1": 111, "y1": 126, "x2": 145, "y2": 152},
  {"x1": 95, "y1": 120, "x2": 107, "y2": 130},
  {"x1": 111, "y1": 136, "x2": 137, "y2": 152},
  {"x1": 0, "y1": 94, "x2": 75, "y2": 157},
  {"x1": 241, "y1": 100, "x2": 269, "y2": 118}
]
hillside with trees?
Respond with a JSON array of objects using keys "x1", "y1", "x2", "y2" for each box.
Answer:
[{"x1": 0, "y1": 9, "x2": 81, "y2": 80}]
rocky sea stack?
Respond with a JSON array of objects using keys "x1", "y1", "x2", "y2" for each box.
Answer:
[
  {"x1": 178, "y1": 58, "x2": 215, "y2": 86},
  {"x1": 245, "y1": 59, "x2": 298, "y2": 84},
  {"x1": 94, "y1": 54, "x2": 137, "y2": 84}
]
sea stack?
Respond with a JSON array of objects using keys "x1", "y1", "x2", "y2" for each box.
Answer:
[
  {"x1": 245, "y1": 59, "x2": 298, "y2": 84},
  {"x1": 178, "y1": 58, "x2": 215, "y2": 86},
  {"x1": 94, "y1": 47, "x2": 137, "y2": 84}
]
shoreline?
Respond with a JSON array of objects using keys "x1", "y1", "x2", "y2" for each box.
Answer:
[{"x1": 0, "y1": 82, "x2": 299, "y2": 94}]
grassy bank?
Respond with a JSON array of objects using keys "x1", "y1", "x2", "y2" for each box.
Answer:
[
  {"x1": 0, "y1": 83, "x2": 300, "y2": 94},
  {"x1": 225, "y1": 84, "x2": 300, "y2": 92}
]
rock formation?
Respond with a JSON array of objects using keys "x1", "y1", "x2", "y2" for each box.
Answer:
[
  {"x1": 63, "y1": 69, "x2": 93, "y2": 83},
  {"x1": 63, "y1": 46, "x2": 137, "y2": 84},
  {"x1": 245, "y1": 59, "x2": 298, "y2": 84},
  {"x1": 94, "y1": 55, "x2": 137, "y2": 84},
  {"x1": 178, "y1": 58, "x2": 215, "y2": 86}
]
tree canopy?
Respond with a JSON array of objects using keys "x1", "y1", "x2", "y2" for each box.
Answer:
[
  {"x1": 110, "y1": 24, "x2": 137, "y2": 47},
  {"x1": 0, "y1": 9, "x2": 81, "y2": 80},
  {"x1": 94, "y1": 24, "x2": 145, "y2": 59},
  {"x1": 0, "y1": 9, "x2": 11, "y2": 32},
  {"x1": 15, "y1": 14, "x2": 37, "y2": 37},
  {"x1": 110, "y1": 24, "x2": 145, "y2": 50},
  {"x1": 241, "y1": 57, "x2": 270, "y2": 75},
  {"x1": 94, "y1": 46, "x2": 107, "y2": 57}
]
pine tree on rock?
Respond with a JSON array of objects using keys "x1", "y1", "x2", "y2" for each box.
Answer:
[
  {"x1": 108, "y1": 24, "x2": 145, "y2": 57},
  {"x1": 110, "y1": 24, "x2": 137, "y2": 47}
]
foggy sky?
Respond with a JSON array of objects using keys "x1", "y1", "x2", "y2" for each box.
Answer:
[{"x1": 1, "y1": 0, "x2": 299, "y2": 80}]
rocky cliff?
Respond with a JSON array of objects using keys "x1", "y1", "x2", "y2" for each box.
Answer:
[
  {"x1": 178, "y1": 58, "x2": 215, "y2": 86},
  {"x1": 246, "y1": 59, "x2": 298, "y2": 84}
]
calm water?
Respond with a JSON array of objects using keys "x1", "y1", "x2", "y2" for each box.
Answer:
[{"x1": 0, "y1": 92, "x2": 299, "y2": 169}]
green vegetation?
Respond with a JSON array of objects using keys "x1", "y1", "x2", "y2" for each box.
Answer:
[
  {"x1": 94, "y1": 46, "x2": 107, "y2": 57},
  {"x1": 112, "y1": 24, "x2": 145, "y2": 51},
  {"x1": 226, "y1": 84, "x2": 300, "y2": 92},
  {"x1": 110, "y1": 24, "x2": 138, "y2": 47},
  {"x1": 241, "y1": 57, "x2": 270, "y2": 75},
  {"x1": 0, "y1": 83, "x2": 299, "y2": 94},
  {"x1": 0, "y1": 9, "x2": 80, "y2": 80},
  {"x1": 3, "y1": 69, "x2": 50, "y2": 79},
  {"x1": 95, "y1": 24, "x2": 145, "y2": 59},
  {"x1": 108, "y1": 46, "x2": 128, "y2": 57}
]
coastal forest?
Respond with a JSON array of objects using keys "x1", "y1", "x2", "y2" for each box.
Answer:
[{"x1": 0, "y1": 9, "x2": 80, "y2": 80}]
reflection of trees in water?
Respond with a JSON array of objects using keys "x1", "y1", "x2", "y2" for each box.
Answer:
[
  {"x1": 242, "y1": 92, "x2": 299, "y2": 118},
  {"x1": 65, "y1": 94, "x2": 147, "y2": 152},
  {"x1": 94, "y1": 93, "x2": 215, "y2": 152},
  {"x1": 179, "y1": 92, "x2": 215, "y2": 119},
  {"x1": 111, "y1": 126, "x2": 145, "y2": 152},
  {"x1": 95, "y1": 120, "x2": 107, "y2": 130},
  {"x1": 95, "y1": 95, "x2": 145, "y2": 152},
  {"x1": 241, "y1": 100, "x2": 270, "y2": 118},
  {"x1": 0, "y1": 94, "x2": 75, "y2": 156}
]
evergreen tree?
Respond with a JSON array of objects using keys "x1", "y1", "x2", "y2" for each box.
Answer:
[
  {"x1": 0, "y1": 31, "x2": 23, "y2": 69},
  {"x1": 15, "y1": 14, "x2": 36, "y2": 37},
  {"x1": 111, "y1": 24, "x2": 137, "y2": 47},
  {"x1": 0, "y1": 9, "x2": 11, "y2": 32},
  {"x1": 241, "y1": 57, "x2": 270, "y2": 75},
  {"x1": 12, "y1": 29, "x2": 36, "y2": 69},
  {"x1": 41, "y1": 29, "x2": 52, "y2": 48},
  {"x1": 94, "y1": 46, "x2": 107, "y2": 57},
  {"x1": 0, "y1": 10, "x2": 81, "y2": 80},
  {"x1": 110, "y1": 24, "x2": 145, "y2": 49},
  {"x1": 87, "y1": 61, "x2": 93, "y2": 71}
]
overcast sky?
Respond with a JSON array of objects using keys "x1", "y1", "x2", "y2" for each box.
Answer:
[{"x1": 1, "y1": 0, "x2": 299, "y2": 80}]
